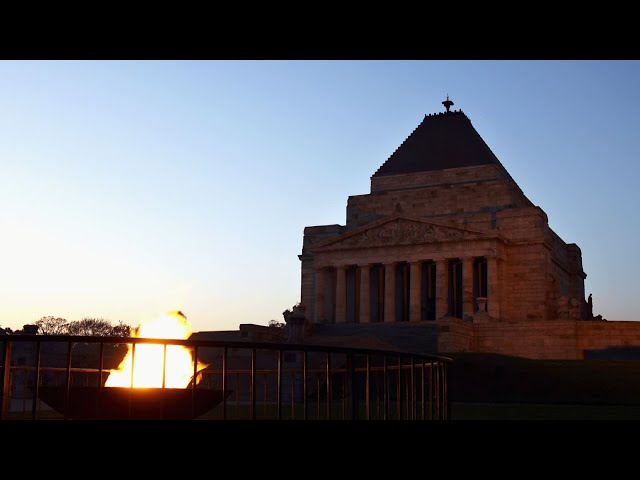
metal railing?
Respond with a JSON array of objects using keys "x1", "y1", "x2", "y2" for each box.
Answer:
[{"x1": 0, "y1": 335, "x2": 452, "y2": 420}]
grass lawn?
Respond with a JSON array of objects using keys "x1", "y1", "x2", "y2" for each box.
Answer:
[
  {"x1": 451, "y1": 402, "x2": 640, "y2": 420},
  {"x1": 445, "y1": 352, "x2": 640, "y2": 419}
]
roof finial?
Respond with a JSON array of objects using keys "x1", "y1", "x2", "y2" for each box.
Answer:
[{"x1": 442, "y1": 94, "x2": 454, "y2": 113}]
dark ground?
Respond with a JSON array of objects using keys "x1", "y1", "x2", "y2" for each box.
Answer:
[{"x1": 446, "y1": 352, "x2": 640, "y2": 419}]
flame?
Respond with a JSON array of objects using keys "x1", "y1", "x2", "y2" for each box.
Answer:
[{"x1": 105, "y1": 311, "x2": 207, "y2": 388}]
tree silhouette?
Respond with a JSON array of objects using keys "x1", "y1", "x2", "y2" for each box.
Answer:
[
  {"x1": 110, "y1": 320, "x2": 131, "y2": 337},
  {"x1": 35, "y1": 316, "x2": 68, "y2": 335},
  {"x1": 35, "y1": 316, "x2": 133, "y2": 336},
  {"x1": 66, "y1": 318, "x2": 133, "y2": 337}
]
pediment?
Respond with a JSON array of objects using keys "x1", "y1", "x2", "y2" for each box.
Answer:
[{"x1": 312, "y1": 216, "x2": 487, "y2": 252}]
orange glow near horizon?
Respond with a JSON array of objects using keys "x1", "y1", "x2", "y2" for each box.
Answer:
[{"x1": 104, "y1": 311, "x2": 207, "y2": 388}]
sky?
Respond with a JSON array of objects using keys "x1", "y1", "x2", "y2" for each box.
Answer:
[{"x1": 1, "y1": 60, "x2": 639, "y2": 333}]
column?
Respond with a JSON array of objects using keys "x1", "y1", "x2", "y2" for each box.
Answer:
[
  {"x1": 435, "y1": 259, "x2": 448, "y2": 319},
  {"x1": 335, "y1": 265, "x2": 347, "y2": 323},
  {"x1": 384, "y1": 262, "x2": 396, "y2": 322},
  {"x1": 462, "y1": 257, "x2": 474, "y2": 320},
  {"x1": 314, "y1": 268, "x2": 325, "y2": 323},
  {"x1": 487, "y1": 257, "x2": 500, "y2": 319},
  {"x1": 359, "y1": 264, "x2": 371, "y2": 323},
  {"x1": 409, "y1": 261, "x2": 421, "y2": 322}
]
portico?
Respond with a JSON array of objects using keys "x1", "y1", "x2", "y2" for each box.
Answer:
[{"x1": 308, "y1": 216, "x2": 502, "y2": 324}]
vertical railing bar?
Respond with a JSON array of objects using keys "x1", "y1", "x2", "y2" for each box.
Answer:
[
  {"x1": 436, "y1": 363, "x2": 441, "y2": 420},
  {"x1": 439, "y1": 362, "x2": 447, "y2": 420},
  {"x1": 316, "y1": 372, "x2": 321, "y2": 420},
  {"x1": 341, "y1": 356, "x2": 346, "y2": 421},
  {"x1": 162, "y1": 343, "x2": 167, "y2": 389},
  {"x1": 160, "y1": 343, "x2": 167, "y2": 420},
  {"x1": 191, "y1": 345, "x2": 199, "y2": 420},
  {"x1": 326, "y1": 352, "x2": 331, "y2": 420},
  {"x1": 405, "y1": 362, "x2": 410, "y2": 420},
  {"x1": 410, "y1": 357, "x2": 415, "y2": 421},
  {"x1": 17, "y1": 370, "x2": 24, "y2": 416},
  {"x1": 365, "y1": 354, "x2": 370, "y2": 421},
  {"x1": 222, "y1": 346, "x2": 227, "y2": 420},
  {"x1": 31, "y1": 341, "x2": 41, "y2": 420},
  {"x1": 0, "y1": 339, "x2": 11, "y2": 421},
  {"x1": 376, "y1": 366, "x2": 381, "y2": 420},
  {"x1": 438, "y1": 363, "x2": 442, "y2": 420},
  {"x1": 303, "y1": 351, "x2": 308, "y2": 421},
  {"x1": 444, "y1": 364, "x2": 449, "y2": 420},
  {"x1": 290, "y1": 370, "x2": 295, "y2": 420},
  {"x1": 342, "y1": 364, "x2": 347, "y2": 420},
  {"x1": 441, "y1": 364, "x2": 444, "y2": 420},
  {"x1": 64, "y1": 341, "x2": 73, "y2": 420},
  {"x1": 235, "y1": 372, "x2": 240, "y2": 418},
  {"x1": 432, "y1": 361, "x2": 436, "y2": 420},
  {"x1": 277, "y1": 350, "x2": 282, "y2": 421},
  {"x1": 383, "y1": 355, "x2": 388, "y2": 421},
  {"x1": 128, "y1": 343, "x2": 136, "y2": 420},
  {"x1": 348, "y1": 353, "x2": 356, "y2": 420},
  {"x1": 421, "y1": 360, "x2": 426, "y2": 421},
  {"x1": 263, "y1": 373, "x2": 268, "y2": 418},
  {"x1": 250, "y1": 348, "x2": 256, "y2": 420},
  {"x1": 38, "y1": 369, "x2": 42, "y2": 417},
  {"x1": 437, "y1": 362, "x2": 442, "y2": 420},
  {"x1": 129, "y1": 343, "x2": 136, "y2": 387},
  {"x1": 447, "y1": 364, "x2": 451, "y2": 420},
  {"x1": 434, "y1": 363, "x2": 438, "y2": 420},
  {"x1": 426, "y1": 361, "x2": 430, "y2": 420},
  {"x1": 396, "y1": 356, "x2": 401, "y2": 421},
  {"x1": 7, "y1": 365, "x2": 14, "y2": 419},
  {"x1": 441, "y1": 363, "x2": 444, "y2": 421},
  {"x1": 97, "y1": 341, "x2": 104, "y2": 420},
  {"x1": 437, "y1": 363, "x2": 441, "y2": 420},
  {"x1": 429, "y1": 361, "x2": 434, "y2": 420},
  {"x1": 222, "y1": 347, "x2": 227, "y2": 420},
  {"x1": 22, "y1": 370, "x2": 27, "y2": 416}
]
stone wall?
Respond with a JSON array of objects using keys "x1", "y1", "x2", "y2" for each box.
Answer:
[
  {"x1": 501, "y1": 243, "x2": 548, "y2": 322},
  {"x1": 369, "y1": 164, "x2": 528, "y2": 198},
  {"x1": 474, "y1": 320, "x2": 579, "y2": 359},
  {"x1": 436, "y1": 318, "x2": 475, "y2": 353},
  {"x1": 577, "y1": 321, "x2": 640, "y2": 353},
  {"x1": 299, "y1": 255, "x2": 315, "y2": 320},
  {"x1": 438, "y1": 319, "x2": 640, "y2": 360},
  {"x1": 348, "y1": 165, "x2": 531, "y2": 229}
]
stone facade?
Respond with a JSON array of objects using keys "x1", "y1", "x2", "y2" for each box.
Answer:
[
  {"x1": 299, "y1": 107, "x2": 588, "y2": 327},
  {"x1": 439, "y1": 318, "x2": 640, "y2": 360}
]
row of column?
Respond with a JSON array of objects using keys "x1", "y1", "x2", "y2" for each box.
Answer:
[{"x1": 314, "y1": 258, "x2": 498, "y2": 323}]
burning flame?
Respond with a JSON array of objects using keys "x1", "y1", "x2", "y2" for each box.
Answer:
[{"x1": 105, "y1": 311, "x2": 207, "y2": 388}]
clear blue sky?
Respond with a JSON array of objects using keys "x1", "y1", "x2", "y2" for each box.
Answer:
[{"x1": 1, "y1": 60, "x2": 639, "y2": 332}]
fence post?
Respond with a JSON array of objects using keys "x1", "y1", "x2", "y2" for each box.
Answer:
[
  {"x1": 445, "y1": 364, "x2": 451, "y2": 420},
  {"x1": 345, "y1": 353, "x2": 355, "y2": 420},
  {"x1": 1, "y1": 340, "x2": 12, "y2": 420}
]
